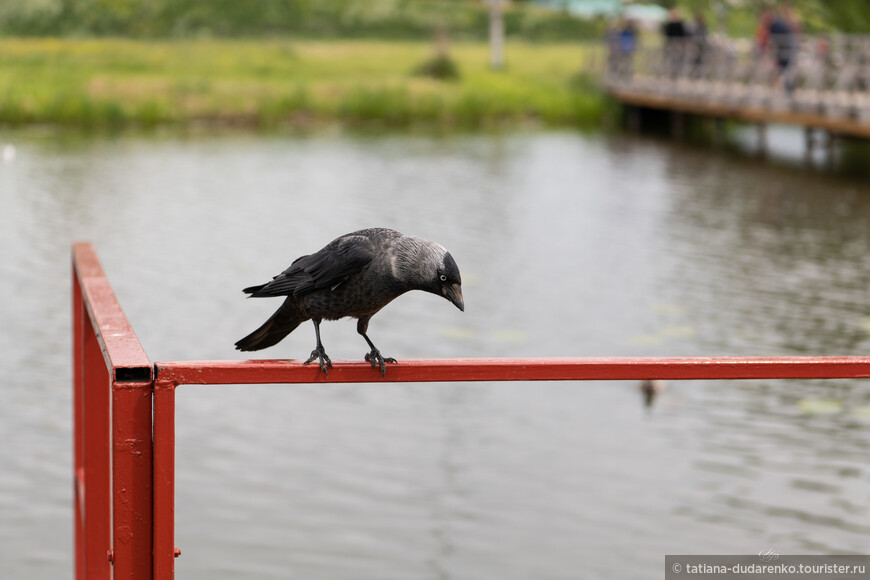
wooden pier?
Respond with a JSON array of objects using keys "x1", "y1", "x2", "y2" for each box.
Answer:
[{"x1": 603, "y1": 34, "x2": 870, "y2": 147}]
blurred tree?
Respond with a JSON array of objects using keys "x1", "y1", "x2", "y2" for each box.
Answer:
[
  {"x1": 4, "y1": 0, "x2": 866, "y2": 38},
  {"x1": 813, "y1": 1, "x2": 870, "y2": 33},
  {"x1": 669, "y1": 0, "x2": 841, "y2": 35}
]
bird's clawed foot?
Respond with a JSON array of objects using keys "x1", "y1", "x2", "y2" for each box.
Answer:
[
  {"x1": 304, "y1": 345, "x2": 333, "y2": 376},
  {"x1": 365, "y1": 349, "x2": 397, "y2": 376}
]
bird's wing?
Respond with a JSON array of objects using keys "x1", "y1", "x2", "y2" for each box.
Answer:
[{"x1": 247, "y1": 234, "x2": 376, "y2": 297}]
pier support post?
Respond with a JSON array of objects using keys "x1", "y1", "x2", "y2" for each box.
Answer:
[
  {"x1": 757, "y1": 123, "x2": 768, "y2": 156},
  {"x1": 671, "y1": 111, "x2": 685, "y2": 139},
  {"x1": 625, "y1": 105, "x2": 641, "y2": 132},
  {"x1": 713, "y1": 117, "x2": 726, "y2": 147},
  {"x1": 804, "y1": 127, "x2": 815, "y2": 164},
  {"x1": 825, "y1": 131, "x2": 836, "y2": 170}
]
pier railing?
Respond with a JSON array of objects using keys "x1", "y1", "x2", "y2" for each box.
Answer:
[
  {"x1": 604, "y1": 34, "x2": 870, "y2": 135},
  {"x1": 73, "y1": 242, "x2": 870, "y2": 578}
]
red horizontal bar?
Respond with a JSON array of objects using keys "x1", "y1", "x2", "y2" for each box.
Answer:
[{"x1": 155, "y1": 356, "x2": 870, "y2": 387}]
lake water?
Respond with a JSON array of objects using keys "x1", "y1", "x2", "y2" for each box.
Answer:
[{"x1": 2, "y1": 127, "x2": 870, "y2": 579}]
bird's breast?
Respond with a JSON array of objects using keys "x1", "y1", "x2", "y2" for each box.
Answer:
[{"x1": 299, "y1": 276, "x2": 407, "y2": 321}]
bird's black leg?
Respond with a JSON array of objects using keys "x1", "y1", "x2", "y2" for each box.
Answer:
[
  {"x1": 303, "y1": 319, "x2": 333, "y2": 376},
  {"x1": 358, "y1": 318, "x2": 396, "y2": 376},
  {"x1": 362, "y1": 333, "x2": 397, "y2": 376}
]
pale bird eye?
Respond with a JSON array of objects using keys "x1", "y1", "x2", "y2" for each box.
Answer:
[{"x1": 440, "y1": 274, "x2": 447, "y2": 282}]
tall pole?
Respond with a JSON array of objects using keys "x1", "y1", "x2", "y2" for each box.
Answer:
[{"x1": 489, "y1": 0, "x2": 505, "y2": 69}]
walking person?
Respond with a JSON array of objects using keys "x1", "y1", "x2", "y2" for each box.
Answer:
[
  {"x1": 767, "y1": 5, "x2": 797, "y2": 92},
  {"x1": 662, "y1": 7, "x2": 689, "y2": 78}
]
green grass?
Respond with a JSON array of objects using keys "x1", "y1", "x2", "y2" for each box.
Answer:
[{"x1": 0, "y1": 38, "x2": 606, "y2": 130}]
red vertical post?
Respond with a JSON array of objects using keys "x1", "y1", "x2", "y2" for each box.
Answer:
[
  {"x1": 153, "y1": 378, "x2": 177, "y2": 579},
  {"x1": 73, "y1": 242, "x2": 154, "y2": 580},
  {"x1": 72, "y1": 265, "x2": 85, "y2": 580},
  {"x1": 82, "y1": 313, "x2": 113, "y2": 580},
  {"x1": 112, "y1": 380, "x2": 154, "y2": 579}
]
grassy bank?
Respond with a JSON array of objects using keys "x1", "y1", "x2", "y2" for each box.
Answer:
[{"x1": 0, "y1": 38, "x2": 606, "y2": 130}]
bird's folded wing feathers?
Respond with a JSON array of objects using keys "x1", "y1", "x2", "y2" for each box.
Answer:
[{"x1": 246, "y1": 235, "x2": 376, "y2": 297}]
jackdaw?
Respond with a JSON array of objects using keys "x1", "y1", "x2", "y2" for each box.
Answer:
[{"x1": 235, "y1": 228, "x2": 464, "y2": 376}]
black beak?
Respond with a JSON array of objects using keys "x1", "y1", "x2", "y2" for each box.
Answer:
[{"x1": 443, "y1": 283, "x2": 464, "y2": 312}]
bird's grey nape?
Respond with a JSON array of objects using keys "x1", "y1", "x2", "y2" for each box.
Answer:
[{"x1": 395, "y1": 236, "x2": 449, "y2": 280}]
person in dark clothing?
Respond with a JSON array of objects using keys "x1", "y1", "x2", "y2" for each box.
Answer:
[
  {"x1": 662, "y1": 8, "x2": 689, "y2": 77},
  {"x1": 617, "y1": 18, "x2": 638, "y2": 78},
  {"x1": 620, "y1": 19, "x2": 638, "y2": 57},
  {"x1": 662, "y1": 7, "x2": 688, "y2": 41},
  {"x1": 691, "y1": 12, "x2": 709, "y2": 76},
  {"x1": 768, "y1": 6, "x2": 796, "y2": 91},
  {"x1": 607, "y1": 18, "x2": 638, "y2": 78}
]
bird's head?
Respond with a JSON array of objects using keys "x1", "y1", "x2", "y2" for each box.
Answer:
[
  {"x1": 400, "y1": 237, "x2": 464, "y2": 312},
  {"x1": 433, "y1": 251, "x2": 464, "y2": 312}
]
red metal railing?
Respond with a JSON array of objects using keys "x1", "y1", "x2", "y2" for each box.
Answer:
[
  {"x1": 74, "y1": 243, "x2": 870, "y2": 579},
  {"x1": 73, "y1": 242, "x2": 153, "y2": 580}
]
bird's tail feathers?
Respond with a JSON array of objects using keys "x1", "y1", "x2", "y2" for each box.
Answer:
[
  {"x1": 235, "y1": 299, "x2": 304, "y2": 351},
  {"x1": 243, "y1": 283, "x2": 267, "y2": 296}
]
